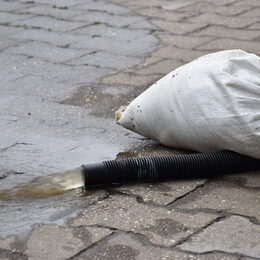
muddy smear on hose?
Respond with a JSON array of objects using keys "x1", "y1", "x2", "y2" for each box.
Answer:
[{"x1": 0, "y1": 167, "x2": 86, "y2": 199}]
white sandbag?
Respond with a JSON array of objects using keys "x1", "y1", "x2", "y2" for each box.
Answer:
[{"x1": 116, "y1": 50, "x2": 260, "y2": 159}]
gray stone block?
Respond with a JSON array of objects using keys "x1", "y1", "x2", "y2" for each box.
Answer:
[
  {"x1": 196, "y1": 38, "x2": 260, "y2": 55},
  {"x1": 25, "y1": 5, "x2": 84, "y2": 19},
  {"x1": 9, "y1": 29, "x2": 83, "y2": 46},
  {"x1": 0, "y1": 1, "x2": 32, "y2": 12},
  {"x1": 73, "y1": 24, "x2": 150, "y2": 42},
  {"x1": 117, "y1": 179, "x2": 206, "y2": 206},
  {"x1": 25, "y1": 225, "x2": 111, "y2": 259},
  {"x1": 66, "y1": 51, "x2": 141, "y2": 70},
  {"x1": 16, "y1": 16, "x2": 84, "y2": 31},
  {"x1": 74, "y1": 1, "x2": 129, "y2": 14},
  {"x1": 73, "y1": 195, "x2": 218, "y2": 246},
  {"x1": 4, "y1": 41, "x2": 92, "y2": 63},
  {"x1": 0, "y1": 12, "x2": 35, "y2": 23},
  {"x1": 179, "y1": 216, "x2": 260, "y2": 258},
  {"x1": 70, "y1": 35, "x2": 158, "y2": 56},
  {"x1": 192, "y1": 25, "x2": 260, "y2": 41},
  {"x1": 75, "y1": 232, "x2": 240, "y2": 260},
  {"x1": 72, "y1": 11, "x2": 143, "y2": 27},
  {"x1": 173, "y1": 180, "x2": 260, "y2": 220}
]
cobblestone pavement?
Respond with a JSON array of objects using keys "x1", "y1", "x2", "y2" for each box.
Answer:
[{"x1": 0, "y1": 0, "x2": 260, "y2": 259}]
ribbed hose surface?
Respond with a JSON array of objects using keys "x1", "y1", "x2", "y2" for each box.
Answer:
[{"x1": 84, "y1": 151, "x2": 260, "y2": 186}]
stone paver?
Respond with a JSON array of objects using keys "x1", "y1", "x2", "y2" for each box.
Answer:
[
  {"x1": 0, "y1": 235, "x2": 16, "y2": 251},
  {"x1": 196, "y1": 38, "x2": 260, "y2": 55},
  {"x1": 73, "y1": 24, "x2": 150, "y2": 41},
  {"x1": 71, "y1": 11, "x2": 143, "y2": 27},
  {"x1": 0, "y1": 0, "x2": 260, "y2": 259},
  {"x1": 2, "y1": 74, "x2": 78, "y2": 102},
  {"x1": 249, "y1": 22, "x2": 260, "y2": 29},
  {"x1": 73, "y1": 195, "x2": 218, "y2": 247},
  {"x1": 179, "y1": 216, "x2": 260, "y2": 258},
  {"x1": 73, "y1": 1, "x2": 129, "y2": 14},
  {"x1": 0, "y1": 26, "x2": 24, "y2": 36},
  {"x1": 158, "y1": 34, "x2": 214, "y2": 49},
  {"x1": 0, "y1": 1, "x2": 32, "y2": 12},
  {"x1": 9, "y1": 29, "x2": 84, "y2": 46},
  {"x1": 127, "y1": 19, "x2": 158, "y2": 30},
  {"x1": 70, "y1": 35, "x2": 159, "y2": 56},
  {"x1": 26, "y1": 225, "x2": 112, "y2": 260},
  {"x1": 188, "y1": 13, "x2": 259, "y2": 28},
  {"x1": 16, "y1": 16, "x2": 83, "y2": 31},
  {"x1": 66, "y1": 51, "x2": 142, "y2": 70},
  {"x1": 126, "y1": 58, "x2": 184, "y2": 75},
  {"x1": 172, "y1": 178, "x2": 260, "y2": 220},
  {"x1": 0, "y1": 12, "x2": 34, "y2": 23},
  {"x1": 177, "y1": 1, "x2": 251, "y2": 15},
  {"x1": 5, "y1": 56, "x2": 114, "y2": 84},
  {"x1": 102, "y1": 72, "x2": 161, "y2": 87},
  {"x1": 231, "y1": 171, "x2": 260, "y2": 188},
  {"x1": 192, "y1": 25, "x2": 260, "y2": 40},
  {"x1": 135, "y1": 7, "x2": 199, "y2": 22},
  {"x1": 233, "y1": 0, "x2": 260, "y2": 6},
  {"x1": 74, "y1": 233, "x2": 240, "y2": 260},
  {"x1": 238, "y1": 8, "x2": 260, "y2": 18},
  {"x1": 116, "y1": 179, "x2": 206, "y2": 206},
  {"x1": 152, "y1": 20, "x2": 207, "y2": 34},
  {"x1": 4, "y1": 41, "x2": 91, "y2": 63},
  {"x1": 24, "y1": 5, "x2": 84, "y2": 19},
  {"x1": 0, "y1": 38, "x2": 22, "y2": 52},
  {"x1": 152, "y1": 46, "x2": 209, "y2": 62}
]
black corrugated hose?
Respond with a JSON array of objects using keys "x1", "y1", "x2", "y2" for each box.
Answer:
[{"x1": 82, "y1": 151, "x2": 260, "y2": 187}]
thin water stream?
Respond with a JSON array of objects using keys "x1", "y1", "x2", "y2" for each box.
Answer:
[
  {"x1": 0, "y1": 168, "x2": 85, "y2": 199},
  {"x1": 0, "y1": 168, "x2": 102, "y2": 238}
]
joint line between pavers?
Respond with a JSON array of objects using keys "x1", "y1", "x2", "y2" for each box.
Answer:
[{"x1": 68, "y1": 231, "x2": 116, "y2": 259}]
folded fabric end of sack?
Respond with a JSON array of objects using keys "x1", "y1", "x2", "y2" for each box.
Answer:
[
  {"x1": 115, "y1": 105, "x2": 139, "y2": 132},
  {"x1": 115, "y1": 106, "x2": 126, "y2": 122}
]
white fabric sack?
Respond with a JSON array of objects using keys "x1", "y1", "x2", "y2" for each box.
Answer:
[{"x1": 116, "y1": 50, "x2": 260, "y2": 159}]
